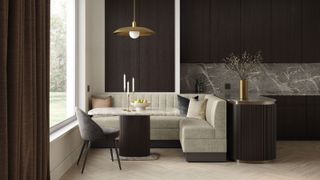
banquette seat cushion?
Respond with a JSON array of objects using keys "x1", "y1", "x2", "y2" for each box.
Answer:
[
  {"x1": 180, "y1": 118, "x2": 215, "y2": 139},
  {"x1": 92, "y1": 115, "x2": 187, "y2": 140}
]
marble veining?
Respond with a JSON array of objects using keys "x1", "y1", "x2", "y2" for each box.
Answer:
[{"x1": 181, "y1": 63, "x2": 320, "y2": 96}]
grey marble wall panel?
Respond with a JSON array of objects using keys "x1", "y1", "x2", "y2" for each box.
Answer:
[{"x1": 181, "y1": 63, "x2": 320, "y2": 95}]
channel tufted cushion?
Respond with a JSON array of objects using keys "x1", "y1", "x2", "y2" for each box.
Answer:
[
  {"x1": 180, "y1": 118, "x2": 215, "y2": 139},
  {"x1": 150, "y1": 116, "x2": 186, "y2": 129},
  {"x1": 92, "y1": 116, "x2": 120, "y2": 128},
  {"x1": 92, "y1": 93, "x2": 207, "y2": 109}
]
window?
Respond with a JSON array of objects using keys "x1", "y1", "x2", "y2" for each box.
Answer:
[{"x1": 50, "y1": 0, "x2": 76, "y2": 127}]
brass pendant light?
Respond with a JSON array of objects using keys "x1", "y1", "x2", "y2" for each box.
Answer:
[{"x1": 113, "y1": 0, "x2": 155, "y2": 39}]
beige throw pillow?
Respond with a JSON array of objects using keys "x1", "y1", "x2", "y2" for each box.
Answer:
[
  {"x1": 91, "y1": 96, "x2": 112, "y2": 108},
  {"x1": 187, "y1": 98, "x2": 207, "y2": 120}
]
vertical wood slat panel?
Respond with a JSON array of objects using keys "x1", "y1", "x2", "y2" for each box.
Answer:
[
  {"x1": 229, "y1": 103, "x2": 276, "y2": 161},
  {"x1": 181, "y1": 0, "x2": 320, "y2": 63},
  {"x1": 139, "y1": 0, "x2": 174, "y2": 92},
  {"x1": 302, "y1": 0, "x2": 320, "y2": 62},
  {"x1": 105, "y1": 0, "x2": 174, "y2": 92},
  {"x1": 271, "y1": 0, "x2": 301, "y2": 62},
  {"x1": 180, "y1": 0, "x2": 210, "y2": 63}
]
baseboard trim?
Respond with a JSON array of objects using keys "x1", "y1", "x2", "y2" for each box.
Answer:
[
  {"x1": 184, "y1": 152, "x2": 227, "y2": 162},
  {"x1": 50, "y1": 145, "x2": 82, "y2": 180}
]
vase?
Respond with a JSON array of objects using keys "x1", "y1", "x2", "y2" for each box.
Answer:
[{"x1": 240, "y1": 79, "x2": 248, "y2": 100}]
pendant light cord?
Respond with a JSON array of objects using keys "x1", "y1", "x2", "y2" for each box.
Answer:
[{"x1": 133, "y1": 0, "x2": 136, "y2": 22}]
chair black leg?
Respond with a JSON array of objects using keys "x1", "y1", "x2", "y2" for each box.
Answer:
[
  {"x1": 114, "y1": 139, "x2": 122, "y2": 170},
  {"x1": 81, "y1": 141, "x2": 91, "y2": 174},
  {"x1": 110, "y1": 148, "x2": 114, "y2": 161},
  {"x1": 77, "y1": 141, "x2": 87, "y2": 166}
]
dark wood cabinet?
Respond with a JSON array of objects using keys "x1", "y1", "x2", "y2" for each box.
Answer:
[
  {"x1": 274, "y1": 96, "x2": 307, "y2": 139},
  {"x1": 210, "y1": 0, "x2": 241, "y2": 62},
  {"x1": 181, "y1": 0, "x2": 272, "y2": 63},
  {"x1": 306, "y1": 96, "x2": 320, "y2": 139},
  {"x1": 302, "y1": 0, "x2": 320, "y2": 62},
  {"x1": 181, "y1": 0, "x2": 210, "y2": 63},
  {"x1": 227, "y1": 102, "x2": 277, "y2": 161},
  {"x1": 181, "y1": 0, "x2": 320, "y2": 63},
  {"x1": 181, "y1": 0, "x2": 241, "y2": 63},
  {"x1": 271, "y1": 0, "x2": 301, "y2": 62},
  {"x1": 105, "y1": 0, "x2": 174, "y2": 92},
  {"x1": 267, "y1": 95, "x2": 320, "y2": 140},
  {"x1": 241, "y1": 0, "x2": 271, "y2": 61}
]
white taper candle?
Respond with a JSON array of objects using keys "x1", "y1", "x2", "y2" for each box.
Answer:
[
  {"x1": 123, "y1": 74, "x2": 126, "y2": 92},
  {"x1": 132, "y1": 77, "x2": 135, "y2": 92}
]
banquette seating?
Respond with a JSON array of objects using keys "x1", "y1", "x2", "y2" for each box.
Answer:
[{"x1": 90, "y1": 93, "x2": 227, "y2": 162}]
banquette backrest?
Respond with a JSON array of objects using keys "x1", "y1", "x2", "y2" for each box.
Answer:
[{"x1": 93, "y1": 93, "x2": 208, "y2": 109}]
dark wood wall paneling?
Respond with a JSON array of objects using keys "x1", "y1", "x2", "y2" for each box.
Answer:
[
  {"x1": 181, "y1": 0, "x2": 320, "y2": 63},
  {"x1": 242, "y1": 0, "x2": 271, "y2": 61},
  {"x1": 271, "y1": 0, "x2": 301, "y2": 62},
  {"x1": 139, "y1": 0, "x2": 175, "y2": 92},
  {"x1": 181, "y1": 0, "x2": 210, "y2": 63},
  {"x1": 267, "y1": 96, "x2": 320, "y2": 140},
  {"x1": 181, "y1": 0, "x2": 241, "y2": 63},
  {"x1": 211, "y1": 0, "x2": 241, "y2": 61},
  {"x1": 105, "y1": 0, "x2": 174, "y2": 92},
  {"x1": 106, "y1": 0, "x2": 139, "y2": 92}
]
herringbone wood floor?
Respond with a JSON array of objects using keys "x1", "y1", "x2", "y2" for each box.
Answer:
[{"x1": 62, "y1": 141, "x2": 320, "y2": 180}]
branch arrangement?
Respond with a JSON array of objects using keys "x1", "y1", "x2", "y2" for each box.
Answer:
[{"x1": 223, "y1": 51, "x2": 263, "y2": 80}]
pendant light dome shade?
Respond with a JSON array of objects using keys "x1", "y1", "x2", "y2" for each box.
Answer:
[
  {"x1": 113, "y1": 0, "x2": 155, "y2": 39},
  {"x1": 114, "y1": 21, "x2": 155, "y2": 37}
]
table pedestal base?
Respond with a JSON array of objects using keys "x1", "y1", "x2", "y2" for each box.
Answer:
[{"x1": 119, "y1": 115, "x2": 150, "y2": 157}]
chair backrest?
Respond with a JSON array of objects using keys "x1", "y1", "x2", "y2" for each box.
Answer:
[{"x1": 75, "y1": 107, "x2": 105, "y2": 141}]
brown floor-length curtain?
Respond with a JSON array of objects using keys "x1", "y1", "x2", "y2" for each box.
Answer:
[{"x1": 0, "y1": 0, "x2": 50, "y2": 179}]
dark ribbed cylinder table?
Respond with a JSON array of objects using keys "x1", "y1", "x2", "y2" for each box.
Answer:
[
  {"x1": 227, "y1": 96, "x2": 277, "y2": 162},
  {"x1": 119, "y1": 115, "x2": 150, "y2": 157}
]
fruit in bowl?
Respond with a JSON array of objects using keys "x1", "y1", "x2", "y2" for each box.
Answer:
[
  {"x1": 133, "y1": 99, "x2": 148, "y2": 103},
  {"x1": 131, "y1": 99, "x2": 151, "y2": 111}
]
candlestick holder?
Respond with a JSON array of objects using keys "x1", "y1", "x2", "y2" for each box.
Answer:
[
  {"x1": 127, "y1": 93, "x2": 131, "y2": 112},
  {"x1": 123, "y1": 93, "x2": 131, "y2": 112},
  {"x1": 131, "y1": 92, "x2": 135, "y2": 111},
  {"x1": 123, "y1": 92, "x2": 136, "y2": 112}
]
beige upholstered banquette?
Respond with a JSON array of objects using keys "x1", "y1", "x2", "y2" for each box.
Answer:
[{"x1": 90, "y1": 93, "x2": 227, "y2": 161}]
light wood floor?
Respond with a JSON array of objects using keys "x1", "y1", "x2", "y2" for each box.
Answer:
[{"x1": 62, "y1": 141, "x2": 320, "y2": 180}]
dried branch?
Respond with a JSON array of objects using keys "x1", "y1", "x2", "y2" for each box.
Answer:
[{"x1": 223, "y1": 51, "x2": 263, "y2": 80}]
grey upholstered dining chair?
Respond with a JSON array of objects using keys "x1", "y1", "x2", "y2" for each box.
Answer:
[{"x1": 75, "y1": 107, "x2": 121, "y2": 173}]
